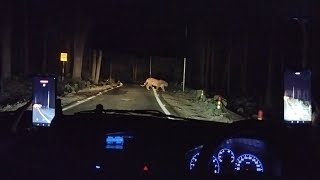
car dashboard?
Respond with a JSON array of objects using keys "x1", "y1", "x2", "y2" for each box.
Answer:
[
  {"x1": 1, "y1": 113, "x2": 319, "y2": 179},
  {"x1": 186, "y1": 138, "x2": 281, "y2": 176}
]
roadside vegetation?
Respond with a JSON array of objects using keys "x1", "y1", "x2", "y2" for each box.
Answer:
[
  {"x1": 0, "y1": 76, "x2": 120, "y2": 111},
  {"x1": 161, "y1": 83, "x2": 263, "y2": 122}
]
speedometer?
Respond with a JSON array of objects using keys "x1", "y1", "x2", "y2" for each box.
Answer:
[
  {"x1": 235, "y1": 154, "x2": 264, "y2": 172},
  {"x1": 189, "y1": 152, "x2": 200, "y2": 170},
  {"x1": 208, "y1": 156, "x2": 220, "y2": 174},
  {"x1": 218, "y1": 148, "x2": 235, "y2": 163}
]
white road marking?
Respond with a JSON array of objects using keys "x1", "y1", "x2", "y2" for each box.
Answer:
[
  {"x1": 36, "y1": 107, "x2": 50, "y2": 123},
  {"x1": 62, "y1": 84, "x2": 123, "y2": 111},
  {"x1": 152, "y1": 87, "x2": 174, "y2": 119}
]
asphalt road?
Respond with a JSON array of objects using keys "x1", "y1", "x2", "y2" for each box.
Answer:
[{"x1": 63, "y1": 84, "x2": 163, "y2": 115}]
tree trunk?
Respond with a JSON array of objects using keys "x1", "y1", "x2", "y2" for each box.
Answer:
[
  {"x1": 223, "y1": 37, "x2": 232, "y2": 94},
  {"x1": 265, "y1": 47, "x2": 273, "y2": 108},
  {"x1": 1, "y1": 1, "x2": 12, "y2": 91},
  {"x1": 134, "y1": 58, "x2": 137, "y2": 82},
  {"x1": 205, "y1": 40, "x2": 211, "y2": 89},
  {"x1": 226, "y1": 53, "x2": 231, "y2": 94},
  {"x1": 24, "y1": 29, "x2": 29, "y2": 75},
  {"x1": 210, "y1": 45, "x2": 215, "y2": 89},
  {"x1": 1, "y1": 20, "x2": 12, "y2": 81},
  {"x1": 109, "y1": 61, "x2": 112, "y2": 80},
  {"x1": 300, "y1": 21, "x2": 307, "y2": 68},
  {"x1": 149, "y1": 56, "x2": 152, "y2": 78},
  {"x1": 41, "y1": 35, "x2": 47, "y2": 73},
  {"x1": 132, "y1": 58, "x2": 135, "y2": 82},
  {"x1": 72, "y1": 14, "x2": 89, "y2": 80},
  {"x1": 132, "y1": 57, "x2": 137, "y2": 82},
  {"x1": 136, "y1": 60, "x2": 138, "y2": 81},
  {"x1": 65, "y1": 40, "x2": 71, "y2": 77},
  {"x1": 94, "y1": 50, "x2": 102, "y2": 84},
  {"x1": 23, "y1": 0, "x2": 29, "y2": 75},
  {"x1": 200, "y1": 47, "x2": 205, "y2": 87},
  {"x1": 241, "y1": 33, "x2": 248, "y2": 94},
  {"x1": 91, "y1": 49, "x2": 97, "y2": 81},
  {"x1": 280, "y1": 54, "x2": 285, "y2": 76},
  {"x1": 72, "y1": 36, "x2": 85, "y2": 80},
  {"x1": 265, "y1": 22, "x2": 275, "y2": 108}
]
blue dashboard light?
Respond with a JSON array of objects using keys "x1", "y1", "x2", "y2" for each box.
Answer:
[
  {"x1": 217, "y1": 148, "x2": 235, "y2": 163},
  {"x1": 105, "y1": 132, "x2": 135, "y2": 150},
  {"x1": 106, "y1": 144, "x2": 124, "y2": 150},
  {"x1": 186, "y1": 145, "x2": 204, "y2": 171},
  {"x1": 235, "y1": 154, "x2": 264, "y2": 172},
  {"x1": 95, "y1": 165, "x2": 101, "y2": 169},
  {"x1": 189, "y1": 152, "x2": 200, "y2": 170},
  {"x1": 106, "y1": 136, "x2": 124, "y2": 145},
  {"x1": 106, "y1": 136, "x2": 124, "y2": 150}
]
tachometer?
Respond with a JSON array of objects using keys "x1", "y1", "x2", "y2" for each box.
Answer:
[
  {"x1": 235, "y1": 154, "x2": 264, "y2": 172},
  {"x1": 218, "y1": 148, "x2": 235, "y2": 163},
  {"x1": 208, "y1": 156, "x2": 220, "y2": 174},
  {"x1": 189, "y1": 152, "x2": 200, "y2": 170}
]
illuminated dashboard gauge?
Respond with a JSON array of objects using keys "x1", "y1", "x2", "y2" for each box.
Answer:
[
  {"x1": 189, "y1": 152, "x2": 200, "y2": 170},
  {"x1": 235, "y1": 154, "x2": 264, "y2": 173},
  {"x1": 218, "y1": 148, "x2": 235, "y2": 163},
  {"x1": 208, "y1": 156, "x2": 220, "y2": 174}
]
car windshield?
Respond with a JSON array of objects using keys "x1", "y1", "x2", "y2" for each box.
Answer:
[{"x1": 0, "y1": 0, "x2": 317, "y2": 123}]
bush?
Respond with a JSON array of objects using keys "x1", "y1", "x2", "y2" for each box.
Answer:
[
  {"x1": 82, "y1": 71, "x2": 91, "y2": 81},
  {"x1": 195, "y1": 90, "x2": 206, "y2": 102},
  {"x1": 0, "y1": 77, "x2": 32, "y2": 106},
  {"x1": 85, "y1": 81, "x2": 91, "y2": 88},
  {"x1": 213, "y1": 95, "x2": 227, "y2": 107},
  {"x1": 90, "y1": 84, "x2": 97, "y2": 88},
  {"x1": 229, "y1": 97, "x2": 258, "y2": 116},
  {"x1": 207, "y1": 95, "x2": 228, "y2": 116},
  {"x1": 105, "y1": 78, "x2": 118, "y2": 87},
  {"x1": 208, "y1": 102, "x2": 223, "y2": 116},
  {"x1": 57, "y1": 78, "x2": 71, "y2": 96},
  {"x1": 61, "y1": 80, "x2": 88, "y2": 94},
  {"x1": 74, "y1": 83, "x2": 79, "y2": 92},
  {"x1": 64, "y1": 84, "x2": 74, "y2": 93},
  {"x1": 98, "y1": 81, "x2": 105, "y2": 86},
  {"x1": 62, "y1": 79, "x2": 90, "y2": 92},
  {"x1": 66, "y1": 79, "x2": 77, "y2": 86},
  {"x1": 100, "y1": 81, "x2": 107, "y2": 86},
  {"x1": 57, "y1": 82, "x2": 65, "y2": 96},
  {"x1": 107, "y1": 78, "x2": 115, "y2": 85},
  {"x1": 0, "y1": 92, "x2": 11, "y2": 105},
  {"x1": 77, "y1": 80, "x2": 86, "y2": 90}
]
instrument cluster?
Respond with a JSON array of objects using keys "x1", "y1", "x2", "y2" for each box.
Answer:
[{"x1": 187, "y1": 138, "x2": 270, "y2": 175}]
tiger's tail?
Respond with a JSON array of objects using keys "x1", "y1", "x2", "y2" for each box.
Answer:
[{"x1": 140, "y1": 81, "x2": 147, "y2": 87}]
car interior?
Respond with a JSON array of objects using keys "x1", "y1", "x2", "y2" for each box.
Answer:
[{"x1": 0, "y1": 102, "x2": 319, "y2": 179}]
